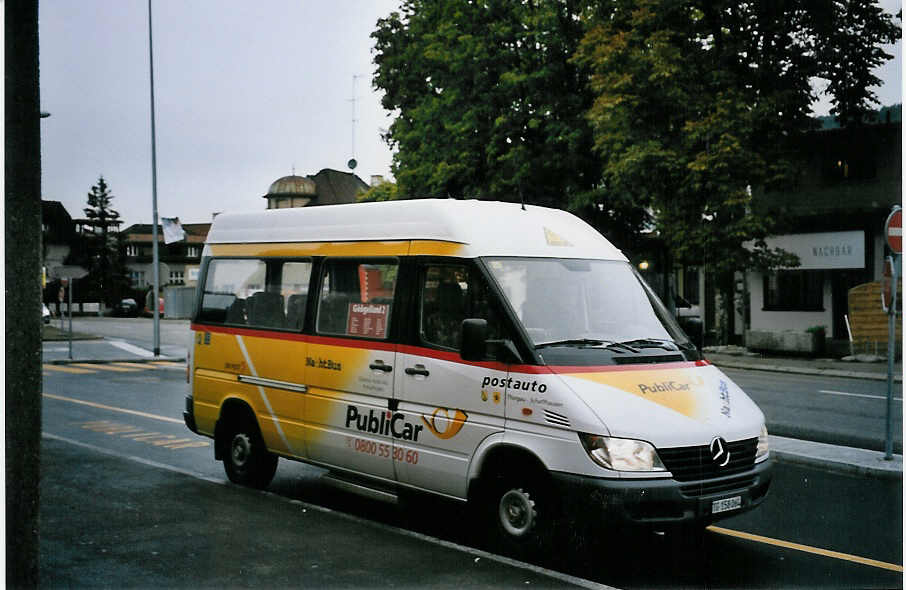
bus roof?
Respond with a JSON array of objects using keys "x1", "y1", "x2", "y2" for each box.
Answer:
[{"x1": 204, "y1": 199, "x2": 627, "y2": 260}]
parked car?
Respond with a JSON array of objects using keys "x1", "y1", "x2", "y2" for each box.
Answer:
[
  {"x1": 143, "y1": 294, "x2": 164, "y2": 317},
  {"x1": 675, "y1": 294, "x2": 703, "y2": 348},
  {"x1": 113, "y1": 298, "x2": 140, "y2": 317}
]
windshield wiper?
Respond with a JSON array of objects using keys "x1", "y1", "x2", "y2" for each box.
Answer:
[
  {"x1": 535, "y1": 339, "x2": 639, "y2": 353},
  {"x1": 616, "y1": 338, "x2": 680, "y2": 351}
]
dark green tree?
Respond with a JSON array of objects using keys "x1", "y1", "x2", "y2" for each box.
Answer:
[
  {"x1": 573, "y1": 0, "x2": 898, "y2": 341},
  {"x1": 371, "y1": 0, "x2": 646, "y2": 242},
  {"x1": 82, "y1": 176, "x2": 129, "y2": 306}
]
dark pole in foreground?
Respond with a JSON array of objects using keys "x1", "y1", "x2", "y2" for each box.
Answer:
[{"x1": 5, "y1": 0, "x2": 43, "y2": 585}]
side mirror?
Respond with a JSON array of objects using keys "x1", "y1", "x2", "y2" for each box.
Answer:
[{"x1": 460, "y1": 318, "x2": 488, "y2": 361}]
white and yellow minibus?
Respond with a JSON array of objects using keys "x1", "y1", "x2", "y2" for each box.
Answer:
[{"x1": 184, "y1": 199, "x2": 771, "y2": 548}]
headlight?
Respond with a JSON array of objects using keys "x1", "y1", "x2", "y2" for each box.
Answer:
[
  {"x1": 756, "y1": 424, "x2": 769, "y2": 460},
  {"x1": 579, "y1": 434, "x2": 666, "y2": 472}
]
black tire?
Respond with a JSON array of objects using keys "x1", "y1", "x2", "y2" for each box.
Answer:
[
  {"x1": 222, "y1": 415, "x2": 278, "y2": 489},
  {"x1": 485, "y1": 475, "x2": 553, "y2": 556}
]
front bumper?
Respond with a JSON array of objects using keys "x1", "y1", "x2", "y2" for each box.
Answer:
[{"x1": 551, "y1": 457, "x2": 772, "y2": 526}]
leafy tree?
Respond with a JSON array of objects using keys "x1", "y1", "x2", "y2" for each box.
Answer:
[
  {"x1": 573, "y1": 0, "x2": 898, "y2": 341},
  {"x1": 358, "y1": 179, "x2": 400, "y2": 202},
  {"x1": 372, "y1": 0, "x2": 647, "y2": 240},
  {"x1": 81, "y1": 176, "x2": 129, "y2": 306}
]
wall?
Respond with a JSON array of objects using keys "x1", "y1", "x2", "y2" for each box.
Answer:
[{"x1": 748, "y1": 271, "x2": 833, "y2": 333}]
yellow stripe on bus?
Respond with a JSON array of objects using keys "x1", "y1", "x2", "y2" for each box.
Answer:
[{"x1": 209, "y1": 240, "x2": 411, "y2": 258}]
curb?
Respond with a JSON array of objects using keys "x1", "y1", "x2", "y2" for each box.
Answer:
[
  {"x1": 47, "y1": 357, "x2": 185, "y2": 365},
  {"x1": 711, "y1": 359, "x2": 902, "y2": 383},
  {"x1": 769, "y1": 436, "x2": 902, "y2": 480}
]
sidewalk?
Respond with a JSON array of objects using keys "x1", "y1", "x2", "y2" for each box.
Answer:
[
  {"x1": 40, "y1": 435, "x2": 604, "y2": 589},
  {"x1": 705, "y1": 349, "x2": 903, "y2": 383}
]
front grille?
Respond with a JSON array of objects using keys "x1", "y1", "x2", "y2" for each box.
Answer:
[
  {"x1": 657, "y1": 438, "x2": 757, "y2": 482},
  {"x1": 680, "y1": 475, "x2": 756, "y2": 498}
]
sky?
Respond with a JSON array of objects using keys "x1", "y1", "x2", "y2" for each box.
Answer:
[{"x1": 39, "y1": 1, "x2": 902, "y2": 229}]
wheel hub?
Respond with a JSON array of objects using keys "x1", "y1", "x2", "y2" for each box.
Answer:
[
  {"x1": 499, "y1": 488, "x2": 536, "y2": 538},
  {"x1": 231, "y1": 433, "x2": 252, "y2": 467}
]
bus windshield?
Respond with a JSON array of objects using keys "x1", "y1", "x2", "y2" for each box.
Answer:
[{"x1": 484, "y1": 258, "x2": 690, "y2": 349}]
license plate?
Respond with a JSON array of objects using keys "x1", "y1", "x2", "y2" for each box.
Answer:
[{"x1": 711, "y1": 496, "x2": 742, "y2": 514}]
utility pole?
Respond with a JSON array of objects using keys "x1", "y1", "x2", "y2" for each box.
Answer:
[{"x1": 6, "y1": 0, "x2": 43, "y2": 584}]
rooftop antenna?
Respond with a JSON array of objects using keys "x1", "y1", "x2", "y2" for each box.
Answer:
[{"x1": 347, "y1": 74, "x2": 365, "y2": 171}]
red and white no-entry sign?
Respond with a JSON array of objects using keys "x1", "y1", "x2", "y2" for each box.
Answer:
[{"x1": 885, "y1": 207, "x2": 902, "y2": 254}]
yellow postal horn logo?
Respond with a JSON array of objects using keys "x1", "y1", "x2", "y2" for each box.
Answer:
[{"x1": 421, "y1": 408, "x2": 468, "y2": 440}]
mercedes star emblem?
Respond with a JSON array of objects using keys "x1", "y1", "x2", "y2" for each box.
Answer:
[{"x1": 710, "y1": 436, "x2": 731, "y2": 467}]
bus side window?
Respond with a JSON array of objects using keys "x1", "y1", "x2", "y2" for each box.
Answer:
[{"x1": 316, "y1": 259, "x2": 398, "y2": 339}]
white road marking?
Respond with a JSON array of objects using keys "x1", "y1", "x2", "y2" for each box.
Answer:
[
  {"x1": 819, "y1": 389, "x2": 902, "y2": 402},
  {"x1": 109, "y1": 340, "x2": 155, "y2": 358}
]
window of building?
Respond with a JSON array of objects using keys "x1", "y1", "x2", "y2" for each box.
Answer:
[
  {"x1": 316, "y1": 259, "x2": 398, "y2": 339},
  {"x1": 169, "y1": 271, "x2": 185, "y2": 285},
  {"x1": 187, "y1": 246, "x2": 200, "y2": 258},
  {"x1": 197, "y1": 258, "x2": 312, "y2": 331},
  {"x1": 682, "y1": 266, "x2": 700, "y2": 305},
  {"x1": 763, "y1": 270, "x2": 824, "y2": 311},
  {"x1": 129, "y1": 271, "x2": 146, "y2": 288},
  {"x1": 126, "y1": 244, "x2": 140, "y2": 257}
]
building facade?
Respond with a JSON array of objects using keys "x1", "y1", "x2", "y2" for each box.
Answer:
[
  {"x1": 120, "y1": 222, "x2": 211, "y2": 289},
  {"x1": 263, "y1": 168, "x2": 369, "y2": 209},
  {"x1": 743, "y1": 120, "x2": 901, "y2": 348}
]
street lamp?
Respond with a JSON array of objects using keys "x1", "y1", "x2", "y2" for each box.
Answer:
[{"x1": 148, "y1": 0, "x2": 161, "y2": 356}]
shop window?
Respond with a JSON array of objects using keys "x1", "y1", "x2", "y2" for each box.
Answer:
[{"x1": 763, "y1": 270, "x2": 824, "y2": 311}]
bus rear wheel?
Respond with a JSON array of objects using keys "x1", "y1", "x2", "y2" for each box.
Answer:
[{"x1": 222, "y1": 418, "x2": 277, "y2": 489}]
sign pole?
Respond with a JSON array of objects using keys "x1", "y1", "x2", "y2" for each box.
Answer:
[
  {"x1": 883, "y1": 206, "x2": 902, "y2": 460},
  {"x1": 885, "y1": 254, "x2": 898, "y2": 460},
  {"x1": 68, "y1": 280, "x2": 74, "y2": 360}
]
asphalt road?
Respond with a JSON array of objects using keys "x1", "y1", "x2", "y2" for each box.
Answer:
[
  {"x1": 40, "y1": 361, "x2": 903, "y2": 588},
  {"x1": 724, "y1": 368, "x2": 903, "y2": 453}
]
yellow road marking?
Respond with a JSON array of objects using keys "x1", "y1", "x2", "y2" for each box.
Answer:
[
  {"x1": 73, "y1": 419, "x2": 209, "y2": 450},
  {"x1": 113, "y1": 362, "x2": 160, "y2": 370},
  {"x1": 43, "y1": 364, "x2": 95, "y2": 375},
  {"x1": 708, "y1": 526, "x2": 903, "y2": 573},
  {"x1": 42, "y1": 393, "x2": 182, "y2": 424},
  {"x1": 71, "y1": 363, "x2": 140, "y2": 373}
]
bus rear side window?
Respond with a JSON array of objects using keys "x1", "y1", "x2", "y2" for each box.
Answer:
[{"x1": 198, "y1": 258, "x2": 311, "y2": 330}]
